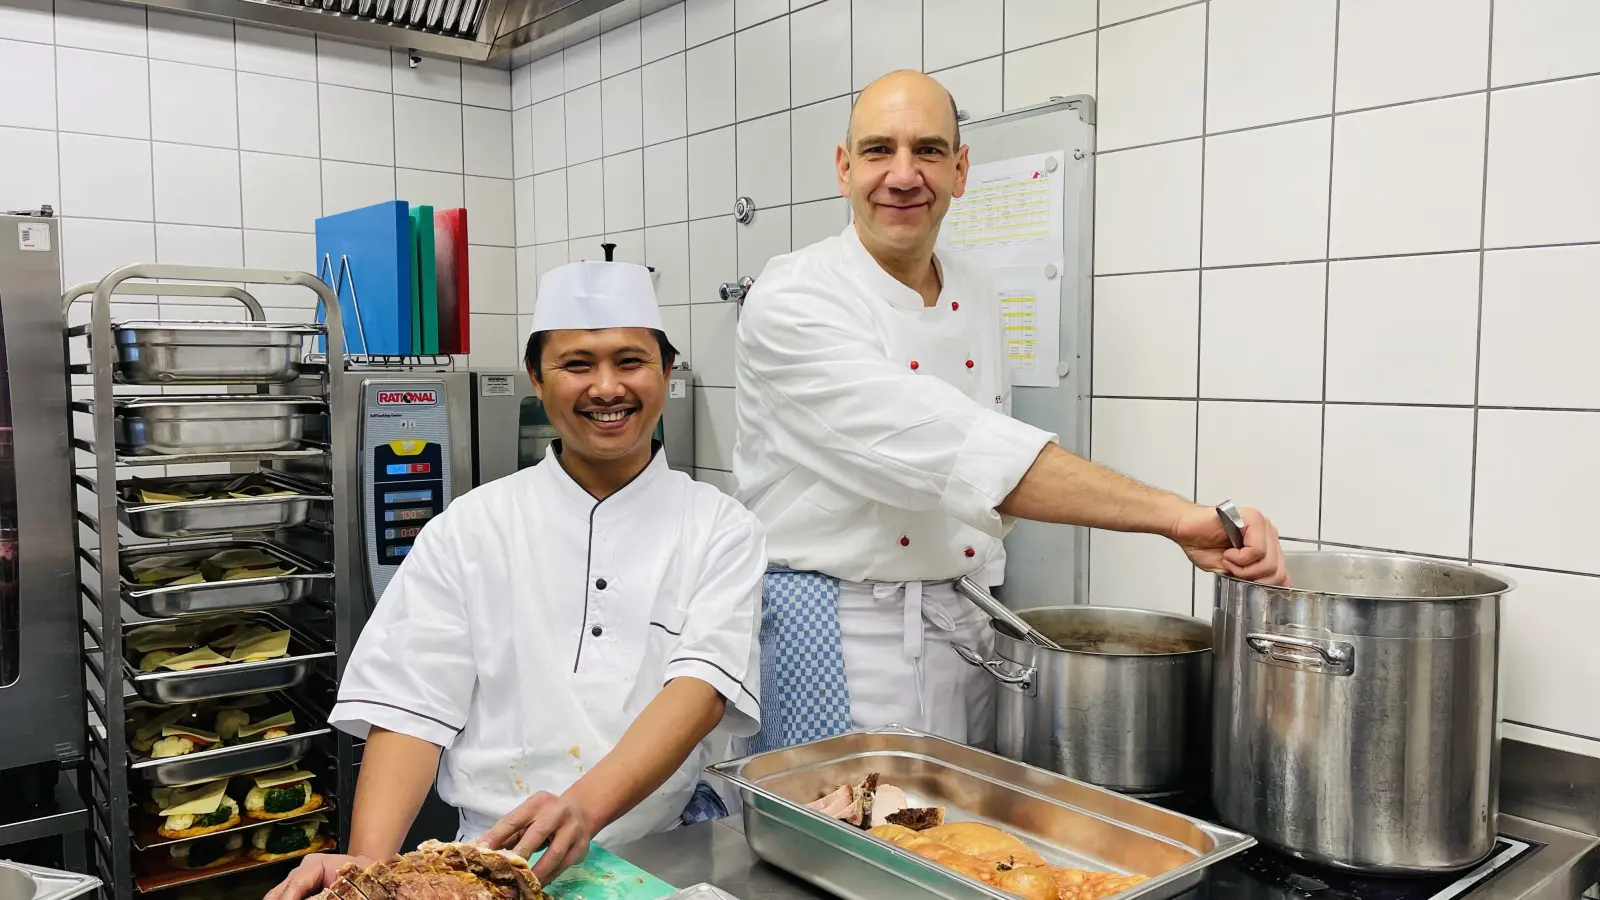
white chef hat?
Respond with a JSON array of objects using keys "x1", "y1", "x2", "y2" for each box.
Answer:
[{"x1": 527, "y1": 260, "x2": 664, "y2": 337}]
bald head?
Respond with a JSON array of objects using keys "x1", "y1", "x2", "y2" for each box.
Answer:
[
  {"x1": 834, "y1": 69, "x2": 971, "y2": 265},
  {"x1": 847, "y1": 70, "x2": 961, "y2": 149}
]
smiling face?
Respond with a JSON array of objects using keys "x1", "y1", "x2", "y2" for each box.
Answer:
[
  {"x1": 838, "y1": 70, "x2": 969, "y2": 261},
  {"x1": 527, "y1": 327, "x2": 670, "y2": 472}
]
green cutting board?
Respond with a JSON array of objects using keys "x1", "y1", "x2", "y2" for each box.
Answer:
[
  {"x1": 412, "y1": 205, "x2": 439, "y2": 355},
  {"x1": 541, "y1": 845, "x2": 676, "y2": 900}
]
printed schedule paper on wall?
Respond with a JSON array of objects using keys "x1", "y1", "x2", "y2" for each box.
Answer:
[
  {"x1": 939, "y1": 151, "x2": 1067, "y2": 387},
  {"x1": 990, "y1": 265, "x2": 1059, "y2": 386}
]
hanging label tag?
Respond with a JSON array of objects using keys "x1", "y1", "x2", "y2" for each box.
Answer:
[
  {"x1": 480, "y1": 375, "x2": 514, "y2": 396},
  {"x1": 18, "y1": 222, "x2": 49, "y2": 252}
]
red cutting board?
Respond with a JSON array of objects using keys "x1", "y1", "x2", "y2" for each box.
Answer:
[{"x1": 433, "y1": 208, "x2": 470, "y2": 354}]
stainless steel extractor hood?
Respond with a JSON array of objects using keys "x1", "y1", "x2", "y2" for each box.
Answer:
[{"x1": 103, "y1": 0, "x2": 673, "y2": 62}]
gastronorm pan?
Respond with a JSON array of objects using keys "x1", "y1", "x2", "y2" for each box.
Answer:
[
  {"x1": 660, "y1": 887, "x2": 743, "y2": 900},
  {"x1": 707, "y1": 725, "x2": 1254, "y2": 900},
  {"x1": 110, "y1": 321, "x2": 322, "y2": 385},
  {"x1": 119, "y1": 538, "x2": 331, "y2": 618},
  {"x1": 111, "y1": 396, "x2": 325, "y2": 456},
  {"x1": 0, "y1": 861, "x2": 100, "y2": 900},
  {"x1": 124, "y1": 616, "x2": 334, "y2": 705},
  {"x1": 129, "y1": 727, "x2": 329, "y2": 787},
  {"x1": 118, "y1": 472, "x2": 329, "y2": 539},
  {"x1": 133, "y1": 791, "x2": 334, "y2": 850}
]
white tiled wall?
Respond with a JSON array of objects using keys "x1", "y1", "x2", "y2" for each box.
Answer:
[
  {"x1": 3, "y1": 0, "x2": 1597, "y2": 748},
  {"x1": 1079, "y1": 0, "x2": 1600, "y2": 749},
  {"x1": 504, "y1": 0, "x2": 1600, "y2": 746},
  {"x1": 0, "y1": 0, "x2": 518, "y2": 356}
]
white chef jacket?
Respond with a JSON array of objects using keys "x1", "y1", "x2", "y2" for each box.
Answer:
[
  {"x1": 733, "y1": 224, "x2": 1055, "y2": 742},
  {"x1": 329, "y1": 446, "x2": 765, "y2": 848}
]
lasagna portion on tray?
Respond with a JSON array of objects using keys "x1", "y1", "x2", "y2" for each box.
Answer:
[{"x1": 807, "y1": 773, "x2": 1150, "y2": 900}]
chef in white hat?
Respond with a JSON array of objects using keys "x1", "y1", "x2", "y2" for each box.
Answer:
[{"x1": 268, "y1": 259, "x2": 765, "y2": 900}]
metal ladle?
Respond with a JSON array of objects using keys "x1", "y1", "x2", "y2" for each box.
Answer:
[
  {"x1": 955, "y1": 577, "x2": 1065, "y2": 652},
  {"x1": 957, "y1": 500, "x2": 1249, "y2": 652},
  {"x1": 1217, "y1": 499, "x2": 1247, "y2": 550}
]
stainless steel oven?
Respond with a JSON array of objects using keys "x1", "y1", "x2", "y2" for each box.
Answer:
[{"x1": 0, "y1": 213, "x2": 84, "y2": 781}]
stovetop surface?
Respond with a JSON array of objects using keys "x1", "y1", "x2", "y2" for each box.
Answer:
[
  {"x1": 1140, "y1": 795, "x2": 1543, "y2": 900},
  {"x1": 1205, "y1": 838, "x2": 1540, "y2": 900}
]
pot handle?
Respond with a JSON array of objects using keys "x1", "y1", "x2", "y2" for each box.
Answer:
[
  {"x1": 1245, "y1": 632, "x2": 1355, "y2": 676},
  {"x1": 952, "y1": 643, "x2": 1038, "y2": 695}
]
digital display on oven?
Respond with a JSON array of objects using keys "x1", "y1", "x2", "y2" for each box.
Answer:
[
  {"x1": 373, "y1": 440, "x2": 445, "y2": 568},
  {"x1": 383, "y1": 488, "x2": 434, "y2": 504}
]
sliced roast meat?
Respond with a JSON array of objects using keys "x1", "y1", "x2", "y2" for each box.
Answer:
[{"x1": 871, "y1": 784, "x2": 909, "y2": 826}]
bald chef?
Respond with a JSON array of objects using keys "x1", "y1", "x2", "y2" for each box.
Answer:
[
  {"x1": 268, "y1": 260, "x2": 764, "y2": 900},
  {"x1": 734, "y1": 70, "x2": 1290, "y2": 752}
]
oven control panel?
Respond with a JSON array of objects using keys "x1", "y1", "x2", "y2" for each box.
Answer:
[{"x1": 360, "y1": 379, "x2": 453, "y2": 601}]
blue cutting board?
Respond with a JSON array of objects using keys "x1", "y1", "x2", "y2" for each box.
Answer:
[
  {"x1": 314, "y1": 200, "x2": 412, "y2": 355},
  {"x1": 541, "y1": 845, "x2": 676, "y2": 900}
]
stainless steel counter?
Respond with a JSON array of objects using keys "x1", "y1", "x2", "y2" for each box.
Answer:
[
  {"x1": 612, "y1": 819, "x2": 828, "y2": 900},
  {"x1": 610, "y1": 814, "x2": 1599, "y2": 900}
]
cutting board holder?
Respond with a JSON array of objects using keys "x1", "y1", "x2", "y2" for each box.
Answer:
[{"x1": 315, "y1": 253, "x2": 455, "y2": 369}]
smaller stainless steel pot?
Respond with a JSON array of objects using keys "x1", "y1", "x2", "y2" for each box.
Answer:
[{"x1": 955, "y1": 604, "x2": 1212, "y2": 794}]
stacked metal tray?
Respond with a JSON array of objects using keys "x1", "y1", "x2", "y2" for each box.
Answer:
[
  {"x1": 110, "y1": 395, "x2": 326, "y2": 456},
  {"x1": 125, "y1": 689, "x2": 330, "y2": 788},
  {"x1": 118, "y1": 538, "x2": 332, "y2": 618},
  {"x1": 118, "y1": 472, "x2": 330, "y2": 539},
  {"x1": 707, "y1": 725, "x2": 1254, "y2": 900},
  {"x1": 123, "y1": 613, "x2": 335, "y2": 706},
  {"x1": 110, "y1": 320, "x2": 322, "y2": 385}
]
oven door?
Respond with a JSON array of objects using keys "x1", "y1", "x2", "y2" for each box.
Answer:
[
  {"x1": 469, "y1": 371, "x2": 543, "y2": 487},
  {"x1": 0, "y1": 215, "x2": 81, "y2": 773}
]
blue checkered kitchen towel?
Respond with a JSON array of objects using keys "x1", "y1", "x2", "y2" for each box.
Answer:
[
  {"x1": 678, "y1": 780, "x2": 728, "y2": 826},
  {"x1": 749, "y1": 566, "x2": 854, "y2": 753}
]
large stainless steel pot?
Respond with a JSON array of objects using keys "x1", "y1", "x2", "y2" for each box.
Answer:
[
  {"x1": 955, "y1": 603, "x2": 1212, "y2": 794},
  {"x1": 1213, "y1": 552, "x2": 1514, "y2": 874}
]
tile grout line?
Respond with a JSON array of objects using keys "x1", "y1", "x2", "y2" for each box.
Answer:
[
  {"x1": 139, "y1": 1, "x2": 159, "y2": 324},
  {"x1": 1317, "y1": 0, "x2": 1342, "y2": 550},
  {"x1": 231, "y1": 17, "x2": 245, "y2": 290},
  {"x1": 1094, "y1": 69, "x2": 1600, "y2": 159},
  {"x1": 50, "y1": 0, "x2": 64, "y2": 289},
  {"x1": 1466, "y1": 0, "x2": 1497, "y2": 565},
  {"x1": 1092, "y1": 396, "x2": 1600, "y2": 414},
  {"x1": 1084, "y1": 0, "x2": 1100, "y2": 606},
  {"x1": 1088, "y1": 238, "x2": 1600, "y2": 277},
  {"x1": 1189, "y1": 0, "x2": 1210, "y2": 618}
]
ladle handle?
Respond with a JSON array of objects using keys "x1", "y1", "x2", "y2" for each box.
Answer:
[
  {"x1": 955, "y1": 577, "x2": 1065, "y2": 652},
  {"x1": 1216, "y1": 499, "x2": 1247, "y2": 550}
]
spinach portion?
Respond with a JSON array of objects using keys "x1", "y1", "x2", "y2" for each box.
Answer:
[
  {"x1": 264, "y1": 825, "x2": 311, "y2": 855},
  {"x1": 262, "y1": 784, "x2": 307, "y2": 814}
]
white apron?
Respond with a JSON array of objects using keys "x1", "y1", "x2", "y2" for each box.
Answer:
[{"x1": 836, "y1": 580, "x2": 996, "y2": 747}]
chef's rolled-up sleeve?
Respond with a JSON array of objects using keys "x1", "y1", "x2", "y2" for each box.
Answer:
[
  {"x1": 662, "y1": 503, "x2": 765, "y2": 736},
  {"x1": 736, "y1": 267, "x2": 1056, "y2": 537},
  {"x1": 329, "y1": 509, "x2": 475, "y2": 748}
]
